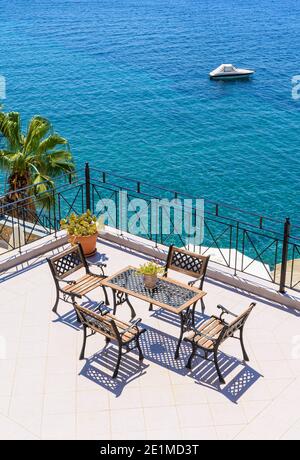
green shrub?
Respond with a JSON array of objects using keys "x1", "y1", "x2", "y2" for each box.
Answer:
[
  {"x1": 60, "y1": 210, "x2": 101, "y2": 237},
  {"x1": 137, "y1": 261, "x2": 164, "y2": 276}
]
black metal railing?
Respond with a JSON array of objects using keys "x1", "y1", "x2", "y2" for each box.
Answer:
[{"x1": 0, "y1": 162, "x2": 299, "y2": 294}]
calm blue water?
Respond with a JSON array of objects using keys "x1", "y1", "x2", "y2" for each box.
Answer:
[{"x1": 1, "y1": 0, "x2": 300, "y2": 223}]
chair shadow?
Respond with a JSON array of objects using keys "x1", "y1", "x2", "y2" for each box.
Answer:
[
  {"x1": 139, "y1": 324, "x2": 262, "y2": 403},
  {"x1": 54, "y1": 300, "x2": 262, "y2": 402},
  {"x1": 53, "y1": 308, "x2": 81, "y2": 330},
  {"x1": 189, "y1": 353, "x2": 262, "y2": 403},
  {"x1": 79, "y1": 347, "x2": 149, "y2": 397},
  {"x1": 52, "y1": 299, "x2": 111, "y2": 331}
]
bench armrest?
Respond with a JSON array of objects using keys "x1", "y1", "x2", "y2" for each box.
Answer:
[
  {"x1": 217, "y1": 304, "x2": 238, "y2": 320},
  {"x1": 96, "y1": 301, "x2": 110, "y2": 316},
  {"x1": 56, "y1": 277, "x2": 76, "y2": 285},
  {"x1": 188, "y1": 274, "x2": 204, "y2": 288},
  {"x1": 87, "y1": 261, "x2": 107, "y2": 276},
  {"x1": 119, "y1": 318, "x2": 143, "y2": 337},
  {"x1": 189, "y1": 327, "x2": 218, "y2": 344}
]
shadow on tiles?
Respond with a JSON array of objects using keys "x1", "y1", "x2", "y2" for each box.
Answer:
[
  {"x1": 189, "y1": 353, "x2": 262, "y2": 403},
  {"x1": 79, "y1": 347, "x2": 149, "y2": 397},
  {"x1": 54, "y1": 302, "x2": 262, "y2": 402},
  {"x1": 140, "y1": 324, "x2": 262, "y2": 403}
]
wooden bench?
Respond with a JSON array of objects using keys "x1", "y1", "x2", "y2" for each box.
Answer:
[
  {"x1": 163, "y1": 246, "x2": 210, "y2": 313},
  {"x1": 47, "y1": 244, "x2": 109, "y2": 314},
  {"x1": 74, "y1": 302, "x2": 146, "y2": 378},
  {"x1": 184, "y1": 302, "x2": 256, "y2": 384}
]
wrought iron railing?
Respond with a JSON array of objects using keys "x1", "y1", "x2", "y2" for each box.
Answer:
[{"x1": 0, "y1": 163, "x2": 299, "y2": 295}]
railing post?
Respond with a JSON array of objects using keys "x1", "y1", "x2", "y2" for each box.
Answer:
[
  {"x1": 85, "y1": 162, "x2": 91, "y2": 212},
  {"x1": 279, "y1": 217, "x2": 291, "y2": 294}
]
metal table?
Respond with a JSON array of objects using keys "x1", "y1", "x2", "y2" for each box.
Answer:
[{"x1": 101, "y1": 266, "x2": 206, "y2": 358}]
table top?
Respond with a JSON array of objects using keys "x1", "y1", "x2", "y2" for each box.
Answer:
[{"x1": 102, "y1": 266, "x2": 206, "y2": 314}]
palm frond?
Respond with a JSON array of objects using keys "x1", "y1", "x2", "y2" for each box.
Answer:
[
  {"x1": 0, "y1": 149, "x2": 15, "y2": 170},
  {"x1": 37, "y1": 150, "x2": 75, "y2": 178},
  {"x1": 0, "y1": 112, "x2": 22, "y2": 150},
  {"x1": 24, "y1": 116, "x2": 51, "y2": 154},
  {"x1": 37, "y1": 134, "x2": 67, "y2": 156},
  {"x1": 32, "y1": 173, "x2": 55, "y2": 210}
]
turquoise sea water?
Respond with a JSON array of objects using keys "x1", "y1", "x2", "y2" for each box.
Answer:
[{"x1": 1, "y1": 0, "x2": 300, "y2": 223}]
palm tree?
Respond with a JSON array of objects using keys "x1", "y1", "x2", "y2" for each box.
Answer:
[{"x1": 0, "y1": 111, "x2": 75, "y2": 220}]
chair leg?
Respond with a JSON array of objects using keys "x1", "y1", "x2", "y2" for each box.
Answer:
[
  {"x1": 136, "y1": 337, "x2": 144, "y2": 361},
  {"x1": 200, "y1": 297, "x2": 205, "y2": 314},
  {"x1": 186, "y1": 342, "x2": 197, "y2": 369},
  {"x1": 102, "y1": 286, "x2": 110, "y2": 306},
  {"x1": 149, "y1": 303, "x2": 153, "y2": 311},
  {"x1": 105, "y1": 337, "x2": 111, "y2": 345},
  {"x1": 240, "y1": 326, "x2": 249, "y2": 361},
  {"x1": 112, "y1": 290, "x2": 117, "y2": 315},
  {"x1": 52, "y1": 289, "x2": 59, "y2": 313},
  {"x1": 113, "y1": 345, "x2": 122, "y2": 379},
  {"x1": 79, "y1": 325, "x2": 87, "y2": 360},
  {"x1": 214, "y1": 349, "x2": 225, "y2": 384}
]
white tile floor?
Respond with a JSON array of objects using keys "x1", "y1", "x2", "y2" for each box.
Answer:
[{"x1": 0, "y1": 239, "x2": 300, "y2": 440}]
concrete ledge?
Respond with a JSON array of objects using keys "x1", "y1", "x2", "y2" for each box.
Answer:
[
  {"x1": 1, "y1": 228, "x2": 299, "y2": 311},
  {"x1": 99, "y1": 230, "x2": 300, "y2": 311},
  {"x1": 0, "y1": 233, "x2": 68, "y2": 274}
]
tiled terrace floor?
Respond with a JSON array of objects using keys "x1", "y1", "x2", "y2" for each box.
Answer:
[{"x1": 0, "y1": 239, "x2": 300, "y2": 440}]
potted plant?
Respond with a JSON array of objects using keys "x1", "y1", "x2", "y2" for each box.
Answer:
[
  {"x1": 60, "y1": 210, "x2": 103, "y2": 257},
  {"x1": 137, "y1": 261, "x2": 164, "y2": 289}
]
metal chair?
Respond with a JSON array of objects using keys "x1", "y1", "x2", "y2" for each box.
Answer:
[
  {"x1": 184, "y1": 302, "x2": 256, "y2": 384},
  {"x1": 164, "y1": 245, "x2": 210, "y2": 313},
  {"x1": 47, "y1": 243, "x2": 109, "y2": 314},
  {"x1": 74, "y1": 302, "x2": 146, "y2": 378}
]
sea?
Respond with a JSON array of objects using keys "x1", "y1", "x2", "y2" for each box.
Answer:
[{"x1": 1, "y1": 0, "x2": 300, "y2": 224}]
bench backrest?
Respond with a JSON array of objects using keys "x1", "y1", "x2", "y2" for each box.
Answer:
[
  {"x1": 220, "y1": 302, "x2": 256, "y2": 344},
  {"x1": 47, "y1": 244, "x2": 88, "y2": 280},
  {"x1": 165, "y1": 246, "x2": 210, "y2": 285},
  {"x1": 74, "y1": 303, "x2": 119, "y2": 341}
]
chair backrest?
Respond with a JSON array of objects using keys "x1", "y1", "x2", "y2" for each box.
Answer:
[
  {"x1": 220, "y1": 302, "x2": 256, "y2": 343},
  {"x1": 47, "y1": 244, "x2": 88, "y2": 280},
  {"x1": 165, "y1": 246, "x2": 210, "y2": 282},
  {"x1": 74, "y1": 303, "x2": 118, "y2": 341}
]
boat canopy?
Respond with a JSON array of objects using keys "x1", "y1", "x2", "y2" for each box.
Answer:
[{"x1": 214, "y1": 64, "x2": 235, "y2": 73}]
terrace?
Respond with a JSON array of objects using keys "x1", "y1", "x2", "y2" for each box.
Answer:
[{"x1": 0, "y1": 166, "x2": 300, "y2": 440}]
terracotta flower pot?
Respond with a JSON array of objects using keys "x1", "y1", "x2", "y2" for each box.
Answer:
[
  {"x1": 69, "y1": 233, "x2": 98, "y2": 257},
  {"x1": 143, "y1": 274, "x2": 157, "y2": 289}
]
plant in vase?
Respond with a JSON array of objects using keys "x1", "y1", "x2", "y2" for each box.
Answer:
[
  {"x1": 137, "y1": 261, "x2": 164, "y2": 289},
  {"x1": 60, "y1": 210, "x2": 104, "y2": 256}
]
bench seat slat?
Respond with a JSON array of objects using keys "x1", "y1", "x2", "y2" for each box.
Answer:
[
  {"x1": 185, "y1": 318, "x2": 224, "y2": 350},
  {"x1": 63, "y1": 274, "x2": 104, "y2": 296}
]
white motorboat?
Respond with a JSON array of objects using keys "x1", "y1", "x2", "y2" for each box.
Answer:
[{"x1": 209, "y1": 64, "x2": 255, "y2": 79}]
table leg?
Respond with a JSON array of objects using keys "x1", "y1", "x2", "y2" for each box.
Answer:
[
  {"x1": 112, "y1": 289, "x2": 136, "y2": 319},
  {"x1": 112, "y1": 290, "x2": 117, "y2": 315},
  {"x1": 125, "y1": 294, "x2": 136, "y2": 320}
]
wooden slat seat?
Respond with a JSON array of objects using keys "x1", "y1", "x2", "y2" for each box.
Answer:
[
  {"x1": 63, "y1": 274, "x2": 104, "y2": 297},
  {"x1": 185, "y1": 317, "x2": 224, "y2": 349},
  {"x1": 184, "y1": 302, "x2": 256, "y2": 384},
  {"x1": 74, "y1": 302, "x2": 147, "y2": 378}
]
